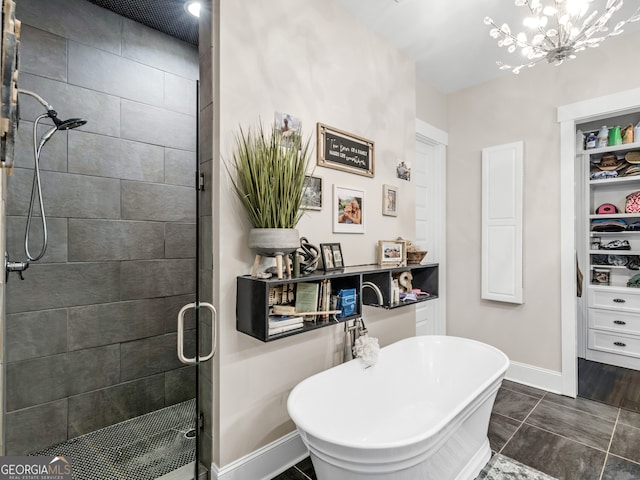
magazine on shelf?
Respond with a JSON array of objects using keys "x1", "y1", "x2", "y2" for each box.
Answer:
[
  {"x1": 268, "y1": 315, "x2": 304, "y2": 328},
  {"x1": 268, "y1": 321, "x2": 304, "y2": 336}
]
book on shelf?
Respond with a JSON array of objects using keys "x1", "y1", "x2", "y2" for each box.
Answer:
[
  {"x1": 319, "y1": 279, "x2": 331, "y2": 320},
  {"x1": 268, "y1": 321, "x2": 304, "y2": 336},
  {"x1": 268, "y1": 315, "x2": 304, "y2": 328},
  {"x1": 295, "y1": 282, "x2": 320, "y2": 321}
]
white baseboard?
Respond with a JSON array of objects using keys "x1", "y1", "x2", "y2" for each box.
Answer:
[
  {"x1": 211, "y1": 431, "x2": 307, "y2": 480},
  {"x1": 505, "y1": 360, "x2": 563, "y2": 395}
]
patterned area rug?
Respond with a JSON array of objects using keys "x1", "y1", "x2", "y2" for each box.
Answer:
[{"x1": 477, "y1": 454, "x2": 557, "y2": 480}]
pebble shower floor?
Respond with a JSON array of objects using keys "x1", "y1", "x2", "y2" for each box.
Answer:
[{"x1": 32, "y1": 399, "x2": 196, "y2": 480}]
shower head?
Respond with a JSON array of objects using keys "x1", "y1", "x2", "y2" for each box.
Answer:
[
  {"x1": 36, "y1": 116, "x2": 87, "y2": 152},
  {"x1": 52, "y1": 116, "x2": 87, "y2": 131}
]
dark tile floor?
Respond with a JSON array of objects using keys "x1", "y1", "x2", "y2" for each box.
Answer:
[
  {"x1": 273, "y1": 376, "x2": 640, "y2": 480},
  {"x1": 578, "y1": 358, "x2": 640, "y2": 412}
]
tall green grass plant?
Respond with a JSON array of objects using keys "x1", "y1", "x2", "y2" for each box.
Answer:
[{"x1": 227, "y1": 122, "x2": 312, "y2": 229}]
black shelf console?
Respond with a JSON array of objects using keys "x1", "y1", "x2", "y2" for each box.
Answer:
[{"x1": 236, "y1": 263, "x2": 439, "y2": 342}]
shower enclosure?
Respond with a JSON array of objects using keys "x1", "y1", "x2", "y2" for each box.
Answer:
[{"x1": 1, "y1": 0, "x2": 213, "y2": 478}]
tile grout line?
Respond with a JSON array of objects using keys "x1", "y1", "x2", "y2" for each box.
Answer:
[
  {"x1": 500, "y1": 394, "x2": 624, "y2": 466},
  {"x1": 521, "y1": 421, "x2": 611, "y2": 454},
  {"x1": 498, "y1": 392, "x2": 547, "y2": 455},
  {"x1": 518, "y1": 394, "x2": 622, "y2": 454},
  {"x1": 598, "y1": 407, "x2": 621, "y2": 480},
  {"x1": 294, "y1": 465, "x2": 313, "y2": 480}
]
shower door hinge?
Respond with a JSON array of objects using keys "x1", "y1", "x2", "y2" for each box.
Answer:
[
  {"x1": 198, "y1": 412, "x2": 205, "y2": 431},
  {"x1": 196, "y1": 172, "x2": 205, "y2": 191}
]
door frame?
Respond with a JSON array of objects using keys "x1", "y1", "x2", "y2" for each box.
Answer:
[
  {"x1": 558, "y1": 86, "x2": 640, "y2": 397},
  {"x1": 415, "y1": 119, "x2": 447, "y2": 334}
]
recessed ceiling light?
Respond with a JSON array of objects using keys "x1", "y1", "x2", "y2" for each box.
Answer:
[{"x1": 184, "y1": 0, "x2": 201, "y2": 17}]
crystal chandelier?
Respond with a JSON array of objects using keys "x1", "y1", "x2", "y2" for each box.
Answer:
[{"x1": 484, "y1": 0, "x2": 640, "y2": 74}]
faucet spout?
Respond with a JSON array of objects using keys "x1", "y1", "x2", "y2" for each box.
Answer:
[{"x1": 343, "y1": 318, "x2": 370, "y2": 363}]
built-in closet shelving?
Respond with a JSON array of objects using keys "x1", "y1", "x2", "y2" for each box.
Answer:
[{"x1": 579, "y1": 114, "x2": 640, "y2": 370}]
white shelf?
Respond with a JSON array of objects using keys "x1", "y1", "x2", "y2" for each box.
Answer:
[
  {"x1": 590, "y1": 250, "x2": 640, "y2": 255},
  {"x1": 581, "y1": 140, "x2": 640, "y2": 156},
  {"x1": 590, "y1": 265, "x2": 637, "y2": 270},
  {"x1": 590, "y1": 213, "x2": 640, "y2": 219},
  {"x1": 589, "y1": 283, "x2": 639, "y2": 290},
  {"x1": 590, "y1": 176, "x2": 640, "y2": 186},
  {"x1": 591, "y1": 231, "x2": 640, "y2": 236}
]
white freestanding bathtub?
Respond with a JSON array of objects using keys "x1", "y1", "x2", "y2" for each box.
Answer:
[{"x1": 287, "y1": 335, "x2": 509, "y2": 480}]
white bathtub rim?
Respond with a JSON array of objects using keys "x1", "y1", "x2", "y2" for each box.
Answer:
[{"x1": 288, "y1": 335, "x2": 509, "y2": 451}]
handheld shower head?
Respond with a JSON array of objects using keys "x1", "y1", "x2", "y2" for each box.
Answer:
[
  {"x1": 15, "y1": 89, "x2": 88, "y2": 267},
  {"x1": 52, "y1": 117, "x2": 87, "y2": 131}
]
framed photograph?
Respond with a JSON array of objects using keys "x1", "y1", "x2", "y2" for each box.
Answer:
[
  {"x1": 317, "y1": 123, "x2": 374, "y2": 177},
  {"x1": 377, "y1": 240, "x2": 407, "y2": 267},
  {"x1": 320, "y1": 243, "x2": 343, "y2": 271},
  {"x1": 333, "y1": 185, "x2": 365, "y2": 234},
  {"x1": 275, "y1": 111, "x2": 302, "y2": 148},
  {"x1": 331, "y1": 244, "x2": 344, "y2": 268},
  {"x1": 382, "y1": 184, "x2": 398, "y2": 216},
  {"x1": 396, "y1": 160, "x2": 411, "y2": 181},
  {"x1": 301, "y1": 175, "x2": 322, "y2": 210}
]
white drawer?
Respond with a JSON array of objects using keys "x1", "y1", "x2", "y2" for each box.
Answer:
[
  {"x1": 588, "y1": 309, "x2": 640, "y2": 336},
  {"x1": 588, "y1": 330, "x2": 640, "y2": 359},
  {"x1": 588, "y1": 287, "x2": 640, "y2": 313}
]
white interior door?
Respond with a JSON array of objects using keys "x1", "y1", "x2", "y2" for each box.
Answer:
[{"x1": 415, "y1": 120, "x2": 447, "y2": 335}]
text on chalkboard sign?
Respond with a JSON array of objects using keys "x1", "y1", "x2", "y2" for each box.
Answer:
[{"x1": 317, "y1": 123, "x2": 374, "y2": 177}]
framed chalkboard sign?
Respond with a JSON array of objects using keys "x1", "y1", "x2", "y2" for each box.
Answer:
[{"x1": 317, "y1": 123, "x2": 374, "y2": 177}]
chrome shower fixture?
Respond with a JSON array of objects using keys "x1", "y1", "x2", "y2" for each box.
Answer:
[{"x1": 5, "y1": 90, "x2": 87, "y2": 281}]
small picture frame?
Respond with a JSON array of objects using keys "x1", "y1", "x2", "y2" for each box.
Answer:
[
  {"x1": 378, "y1": 240, "x2": 407, "y2": 267},
  {"x1": 333, "y1": 185, "x2": 365, "y2": 234},
  {"x1": 382, "y1": 184, "x2": 398, "y2": 216},
  {"x1": 275, "y1": 111, "x2": 302, "y2": 148},
  {"x1": 320, "y1": 243, "x2": 344, "y2": 271},
  {"x1": 301, "y1": 175, "x2": 322, "y2": 210}
]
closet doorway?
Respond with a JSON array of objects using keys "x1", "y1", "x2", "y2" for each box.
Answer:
[{"x1": 559, "y1": 87, "x2": 640, "y2": 401}]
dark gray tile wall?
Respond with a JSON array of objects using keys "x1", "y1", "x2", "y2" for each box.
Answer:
[
  {"x1": 68, "y1": 131, "x2": 164, "y2": 182},
  {"x1": 19, "y1": 25, "x2": 67, "y2": 81},
  {"x1": 5, "y1": 309, "x2": 67, "y2": 362},
  {"x1": 5, "y1": 400, "x2": 68, "y2": 456},
  {"x1": 6, "y1": 216, "x2": 68, "y2": 263},
  {"x1": 7, "y1": 0, "x2": 199, "y2": 455},
  {"x1": 67, "y1": 298, "x2": 167, "y2": 350},
  {"x1": 68, "y1": 376, "x2": 166, "y2": 437},
  {"x1": 18, "y1": 72, "x2": 121, "y2": 137},
  {"x1": 68, "y1": 219, "x2": 165, "y2": 261}
]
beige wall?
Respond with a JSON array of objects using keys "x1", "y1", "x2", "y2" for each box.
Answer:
[
  {"x1": 445, "y1": 31, "x2": 640, "y2": 371},
  {"x1": 416, "y1": 76, "x2": 447, "y2": 132},
  {"x1": 215, "y1": 0, "x2": 417, "y2": 466}
]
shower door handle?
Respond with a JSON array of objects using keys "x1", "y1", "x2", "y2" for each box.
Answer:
[{"x1": 177, "y1": 302, "x2": 217, "y2": 365}]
